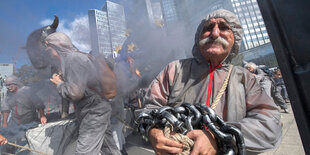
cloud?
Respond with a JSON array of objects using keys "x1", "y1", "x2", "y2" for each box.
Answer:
[{"x1": 40, "y1": 15, "x2": 91, "y2": 53}]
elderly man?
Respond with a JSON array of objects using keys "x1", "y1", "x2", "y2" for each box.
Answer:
[
  {"x1": 141, "y1": 9, "x2": 282, "y2": 154},
  {"x1": 1, "y1": 75, "x2": 46, "y2": 127},
  {"x1": 245, "y1": 62, "x2": 272, "y2": 97}
]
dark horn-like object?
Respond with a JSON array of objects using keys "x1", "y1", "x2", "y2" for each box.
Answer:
[
  {"x1": 26, "y1": 15, "x2": 59, "y2": 69},
  {"x1": 50, "y1": 15, "x2": 59, "y2": 29}
]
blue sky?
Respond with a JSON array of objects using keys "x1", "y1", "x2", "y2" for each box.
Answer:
[{"x1": 0, "y1": 0, "x2": 114, "y2": 68}]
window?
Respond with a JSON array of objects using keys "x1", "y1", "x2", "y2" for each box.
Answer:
[{"x1": 253, "y1": 41, "x2": 259, "y2": 46}]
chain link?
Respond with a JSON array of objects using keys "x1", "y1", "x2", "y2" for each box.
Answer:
[{"x1": 135, "y1": 103, "x2": 245, "y2": 155}]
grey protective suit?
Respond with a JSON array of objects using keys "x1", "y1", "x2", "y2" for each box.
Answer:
[
  {"x1": 254, "y1": 68, "x2": 272, "y2": 97},
  {"x1": 140, "y1": 9, "x2": 282, "y2": 154},
  {"x1": 1, "y1": 86, "x2": 45, "y2": 125},
  {"x1": 272, "y1": 78, "x2": 288, "y2": 110},
  {"x1": 45, "y1": 32, "x2": 121, "y2": 155}
]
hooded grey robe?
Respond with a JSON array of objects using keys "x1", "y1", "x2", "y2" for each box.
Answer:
[
  {"x1": 140, "y1": 9, "x2": 282, "y2": 154},
  {"x1": 1, "y1": 86, "x2": 45, "y2": 125},
  {"x1": 45, "y1": 32, "x2": 121, "y2": 155}
]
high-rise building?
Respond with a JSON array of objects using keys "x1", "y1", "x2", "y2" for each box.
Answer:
[
  {"x1": 160, "y1": 0, "x2": 179, "y2": 30},
  {"x1": 103, "y1": 1, "x2": 127, "y2": 58},
  {"x1": 151, "y1": 2, "x2": 163, "y2": 22},
  {"x1": 88, "y1": 9, "x2": 112, "y2": 57},
  {"x1": 231, "y1": 0, "x2": 270, "y2": 50},
  {"x1": 88, "y1": 1, "x2": 126, "y2": 58}
]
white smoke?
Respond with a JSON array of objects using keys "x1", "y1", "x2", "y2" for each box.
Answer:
[{"x1": 40, "y1": 15, "x2": 91, "y2": 53}]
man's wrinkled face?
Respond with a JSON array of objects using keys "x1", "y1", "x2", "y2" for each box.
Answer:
[
  {"x1": 247, "y1": 66, "x2": 255, "y2": 73},
  {"x1": 6, "y1": 83, "x2": 18, "y2": 92},
  {"x1": 199, "y1": 18, "x2": 235, "y2": 63}
]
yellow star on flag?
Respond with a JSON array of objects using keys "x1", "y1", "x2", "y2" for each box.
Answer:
[{"x1": 127, "y1": 43, "x2": 136, "y2": 52}]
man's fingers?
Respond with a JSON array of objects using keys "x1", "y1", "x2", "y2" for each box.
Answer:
[
  {"x1": 190, "y1": 144, "x2": 199, "y2": 155},
  {"x1": 50, "y1": 78, "x2": 58, "y2": 85},
  {"x1": 163, "y1": 138, "x2": 183, "y2": 148},
  {"x1": 160, "y1": 145, "x2": 183, "y2": 154},
  {"x1": 186, "y1": 131, "x2": 195, "y2": 139}
]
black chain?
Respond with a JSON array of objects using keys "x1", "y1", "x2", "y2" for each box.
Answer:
[{"x1": 135, "y1": 103, "x2": 245, "y2": 155}]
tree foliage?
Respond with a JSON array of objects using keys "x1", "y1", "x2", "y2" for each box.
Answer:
[{"x1": 14, "y1": 65, "x2": 42, "y2": 85}]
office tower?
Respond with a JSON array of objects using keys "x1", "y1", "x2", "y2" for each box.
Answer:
[
  {"x1": 88, "y1": 9, "x2": 111, "y2": 57},
  {"x1": 231, "y1": 0, "x2": 270, "y2": 50},
  {"x1": 103, "y1": 1, "x2": 127, "y2": 58},
  {"x1": 88, "y1": 1, "x2": 126, "y2": 58}
]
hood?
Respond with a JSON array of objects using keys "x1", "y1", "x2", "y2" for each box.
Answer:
[
  {"x1": 45, "y1": 32, "x2": 79, "y2": 54},
  {"x1": 192, "y1": 9, "x2": 243, "y2": 64},
  {"x1": 26, "y1": 15, "x2": 59, "y2": 69},
  {"x1": 4, "y1": 75, "x2": 23, "y2": 88}
]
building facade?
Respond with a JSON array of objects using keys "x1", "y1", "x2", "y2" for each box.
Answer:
[
  {"x1": 88, "y1": 1, "x2": 126, "y2": 58},
  {"x1": 231, "y1": 0, "x2": 270, "y2": 50},
  {"x1": 160, "y1": 0, "x2": 179, "y2": 30},
  {"x1": 103, "y1": 1, "x2": 127, "y2": 58},
  {"x1": 88, "y1": 9, "x2": 112, "y2": 57}
]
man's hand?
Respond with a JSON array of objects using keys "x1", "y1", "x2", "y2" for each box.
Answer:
[
  {"x1": 39, "y1": 109, "x2": 47, "y2": 124},
  {"x1": 149, "y1": 128, "x2": 183, "y2": 155},
  {"x1": 0, "y1": 134, "x2": 8, "y2": 145},
  {"x1": 50, "y1": 73, "x2": 63, "y2": 85},
  {"x1": 40, "y1": 116, "x2": 47, "y2": 124},
  {"x1": 2, "y1": 112, "x2": 9, "y2": 128},
  {"x1": 186, "y1": 129, "x2": 217, "y2": 155}
]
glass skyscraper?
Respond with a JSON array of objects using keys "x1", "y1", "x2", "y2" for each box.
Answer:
[
  {"x1": 231, "y1": 0, "x2": 270, "y2": 50},
  {"x1": 88, "y1": 9, "x2": 112, "y2": 57},
  {"x1": 160, "y1": 0, "x2": 179, "y2": 30},
  {"x1": 88, "y1": 1, "x2": 126, "y2": 58},
  {"x1": 103, "y1": 1, "x2": 127, "y2": 58}
]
